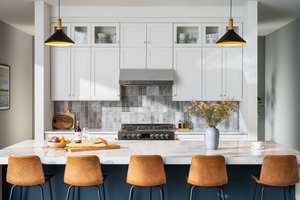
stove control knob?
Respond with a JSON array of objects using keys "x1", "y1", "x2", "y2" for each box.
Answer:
[
  {"x1": 165, "y1": 134, "x2": 169, "y2": 139},
  {"x1": 131, "y1": 134, "x2": 136, "y2": 139},
  {"x1": 160, "y1": 134, "x2": 164, "y2": 139},
  {"x1": 150, "y1": 134, "x2": 155, "y2": 139},
  {"x1": 122, "y1": 134, "x2": 126, "y2": 139},
  {"x1": 155, "y1": 134, "x2": 159, "y2": 139},
  {"x1": 137, "y1": 134, "x2": 141, "y2": 139},
  {"x1": 127, "y1": 134, "x2": 131, "y2": 139}
]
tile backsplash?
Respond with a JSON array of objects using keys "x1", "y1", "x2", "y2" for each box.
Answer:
[{"x1": 54, "y1": 86, "x2": 239, "y2": 130}]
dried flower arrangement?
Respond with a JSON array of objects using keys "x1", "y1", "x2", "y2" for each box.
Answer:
[{"x1": 188, "y1": 97, "x2": 239, "y2": 128}]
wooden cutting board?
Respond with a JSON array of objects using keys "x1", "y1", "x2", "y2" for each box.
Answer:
[
  {"x1": 61, "y1": 108, "x2": 75, "y2": 129},
  {"x1": 53, "y1": 115, "x2": 73, "y2": 129},
  {"x1": 65, "y1": 144, "x2": 121, "y2": 152}
]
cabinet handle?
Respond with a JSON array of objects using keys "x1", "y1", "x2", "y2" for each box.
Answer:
[
  {"x1": 175, "y1": 138, "x2": 179, "y2": 140},
  {"x1": 148, "y1": 41, "x2": 150, "y2": 44},
  {"x1": 144, "y1": 41, "x2": 146, "y2": 44},
  {"x1": 68, "y1": 94, "x2": 70, "y2": 97},
  {"x1": 174, "y1": 94, "x2": 177, "y2": 97},
  {"x1": 223, "y1": 94, "x2": 226, "y2": 97},
  {"x1": 117, "y1": 41, "x2": 119, "y2": 43},
  {"x1": 220, "y1": 94, "x2": 222, "y2": 97},
  {"x1": 114, "y1": 138, "x2": 117, "y2": 140},
  {"x1": 117, "y1": 94, "x2": 119, "y2": 96},
  {"x1": 72, "y1": 94, "x2": 74, "y2": 96},
  {"x1": 174, "y1": 41, "x2": 177, "y2": 44}
]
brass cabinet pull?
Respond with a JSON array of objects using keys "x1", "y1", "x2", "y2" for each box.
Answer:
[
  {"x1": 174, "y1": 94, "x2": 177, "y2": 97},
  {"x1": 117, "y1": 41, "x2": 119, "y2": 43},
  {"x1": 117, "y1": 94, "x2": 119, "y2": 96},
  {"x1": 174, "y1": 41, "x2": 177, "y2": 44},
  {"x1": 144, "y1": 41, "x2": 146, "y2": 44},
  {"x1": 148, "y1": 41, "x2": 150, "y2": 44},
  {"x1": 114, "y1": 138, "x2": 117, "y2": 140},
  {"x1": 68, "y1": 94, "x2": 70, "y2": 97},
  {"x1": 72, "y1": 94, "x2": 74, "y2": 96},
  {"x1": 220, "y1": 94, "x2": 222, "y2": 97},
  {"x1": 223, "y1": 94, "x2": 226, "y2": 97}
]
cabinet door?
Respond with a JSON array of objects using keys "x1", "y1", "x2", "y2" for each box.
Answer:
[
  {"x1": 203, "y1": 23, "x2": 222, "y2": 47},
  {"x1": 223, "y1": 48, "x2": 243, "y2": 100},
  {"x1": 51, "y1": 47, "x2": 71, "y2": 100},
  {"x1": 173, "y1": 23, "x2": 202, "y2": 47},
  {"x1": 173, "y1": 48, "x2": 201, "y2": 101},
  {"x1": 121, "y1": 23, "x2": 147, "y2": 47},
  {"x1": 202, "y1": 48, "x2": 222, "y2": 100},
  {"x1": 91, "y1": 48, "x2": 120, "y2": 101},
  {"x1": 147, "y1": 23, "x2": 173, "y2": 47},
  {"x1": 120, "y1": 47, "x2": 146, "y2": 69},
  {"x1": 71, "y1": 48, "x2": 91, "y2": 100},
  {"x1": 71, "y1": 23, "x2": 91, "y2": 47},
  {"x1": 91, "y1": 23, "x2": 120, "y2": 47},
  {"x1": 147, "y1": 48, "x2": 172, "y2": 69}
]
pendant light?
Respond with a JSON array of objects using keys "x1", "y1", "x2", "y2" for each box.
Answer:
[
  {"x1": 45, "y1": 0, "x2": 74, "y2": 46},
  {"x1": 216, "y1": 0, "x2": 246, "y2": 46}
]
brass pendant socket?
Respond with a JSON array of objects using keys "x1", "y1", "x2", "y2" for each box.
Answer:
[
  {"x1": 56, "y1": 18, "x2": 62, "y2": 30},
  {"x1": 228, "y1": 18, "x2": 234, "y2": 30}
]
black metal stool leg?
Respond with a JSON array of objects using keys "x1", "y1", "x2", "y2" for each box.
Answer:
[
  {"x1": 158, "y1": 185, "x2": 165, "y2": 200},
  {"x1": 20, "y1": 186, "x2": 22, "y2": 200},
  {"x1": 95, "y1": 185, "x2": 101, "y2": 200},
  {"x1": 72, "y1": 186, "x2": 75, "y2": 200},
  {"x1": 66, "y1": 185, "x2": 73, "y2": 200},
  {"x1": 78, "y1": 187, "x2": 80, "y2": 200},
  {"x1": 253, "y1": 182, "x2": 257, "y2": 200},
  {"x1": 290, "y1": 186, "x2": 296, "y2": 200},
  {"x1": 129, "y1": 185, "x2": 135, "y2": 200},
  {"x1": 102, "y1": 183, "x2": 106, "y2": 200},
  {"x1": 261, "y1": 185, "x2": 266, "y2": 200},
  {"x1": 218, "y1": 187, "x2": 221, "y2": 200},
  {"x1": 48, "y1": 180, "x2": 53, "y2": 200},
  {"x1": 150, "y1": 187, "x2": 152, "y2": 200},
  {"x1": 220, "y1": 186, "x2": 225, "y2": 200},
  {"x1": 189, "y1": 186, "x2": 196, "y2": 200},
  {"x1": 187, "y1": 184, "x2": 191, "y2": 200},
  {"x1": 38, "y1": 185, "x2": 44, "y2": 200},
  {"x1": 9, "y1": 185, "x2": 17, "y2": 200},
  {"x1": 284, "y1": 187, "x2": 286, "y2": 200}
]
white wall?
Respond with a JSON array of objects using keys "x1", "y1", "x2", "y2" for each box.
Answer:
[
  {"x1": 0, "y1": 20, "x2": 33, "y2": 148},
  {"x1": 265, "y1": 17, "x2": 300, "y2": 150}
]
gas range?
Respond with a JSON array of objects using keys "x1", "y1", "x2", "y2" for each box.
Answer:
[{"x1": 118, "y1": 124, "x2": 175, "y2": 140}]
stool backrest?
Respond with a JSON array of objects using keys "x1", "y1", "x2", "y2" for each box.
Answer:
[
  {"x1": 127, "y1": 155, "x2": 166, "y2": 187},
  {"x1": 64, "y1": 155, "x2": 104, "y2": 186},
  {"x1": 260, "y1": 155, "x2": 299, "y2": 186},
  {"x1": 7, "y1": 155, "x2": 45, "y2": 186},
  {"x1": 188, "y1": 155, "x2": 228, "y2": 187}
]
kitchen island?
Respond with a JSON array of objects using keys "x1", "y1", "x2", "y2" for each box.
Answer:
[{"x1": 1, "y1": 140, "x2": 299, "y2": 200}]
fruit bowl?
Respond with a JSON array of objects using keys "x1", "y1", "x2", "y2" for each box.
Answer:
[{"x1": 47, "y1": 141, "x2": 71, "y2": 148}]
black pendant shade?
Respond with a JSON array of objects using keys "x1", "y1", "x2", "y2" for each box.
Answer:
[
  {"x1": 45, "y1": 29, "x2": 74, "y2": 46},
  {"x1": 216, "y1": 29, "x2": 246, "y2": 46}
]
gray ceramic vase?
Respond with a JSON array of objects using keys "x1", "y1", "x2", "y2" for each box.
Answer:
[{"x1": 205, "y1": 127, "x2": 220, "y2": 150}]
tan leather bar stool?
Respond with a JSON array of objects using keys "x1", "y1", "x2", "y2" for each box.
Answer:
[
  {"x1": 7, "y1": 155, "x2": 54, "y2": 200},
  {"x1": 64, "y1": 155, "x2": 107, "y2": 200},
  {"x1": 252, "y1": 155, "x2": 299, "y2": 200},
  {"x1": 127, "y1": 155, "x2": 166, "y2": 200},
  {"x1": 187, "y1": 155, "x2": 228, "y2": 200}
]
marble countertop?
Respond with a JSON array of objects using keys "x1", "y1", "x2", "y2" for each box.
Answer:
[
  {"x1": 45, "y1": 129, "x2": 247, "y2": 135},
  {"x1": 0, "y1": 140, "x2": 299, "y2": 165}
]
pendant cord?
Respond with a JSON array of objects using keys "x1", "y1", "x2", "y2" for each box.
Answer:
[
  {"x1": 58, "y1": 0, "x2": 60, "y2": 18},
  {"x1": 230, "y1": 0, "x2": 232, "y2": 18}
]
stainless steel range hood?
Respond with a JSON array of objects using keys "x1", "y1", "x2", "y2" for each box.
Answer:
[{"x1": 119, "y1": 69, "x2": 174, "y2": 85}]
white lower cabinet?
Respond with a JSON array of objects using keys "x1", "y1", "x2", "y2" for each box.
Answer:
[
  {"x1": 173, "y1": 48, "x2": 202, "y2": 101},
  {"x1": 120, "y1": 47, "x2": 146, "y2": 69},
  {"x1": 91, "y1": 48, "x2": 120, "y2": 101}
]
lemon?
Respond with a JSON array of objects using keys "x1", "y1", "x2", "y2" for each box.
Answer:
[
  {"x1": 66, "y1": 139, "x2": 70, "y2": 142},
  {"x1": 59, "y1": 135, "x2": 65, "y2": 141}
]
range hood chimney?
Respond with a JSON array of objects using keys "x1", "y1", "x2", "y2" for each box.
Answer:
[{"x1": 119, "y1": 69, "x2": 174, "y2": 85}]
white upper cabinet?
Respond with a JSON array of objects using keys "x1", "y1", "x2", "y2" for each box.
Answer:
[
  {"x1": 202, "y1": 23, "x2": 223, "y2": 47},
  {"x1": 91, "y1": 23, "x2": 120, "y2": 47},
  {"x1": 51, "y1": 22, "x2": 70, "y2": 37},
  {"x1": 51, "y1": 47, "x2": 71, "y2": 100},
  {"x1": 70, "y1": 48, "x2": 91, "y2": 100},
  {"x1": 223, "y1": 48, "x2": 243, "y2": 100},
  {"x1": 71, "y1": 23, "x2": 91, "y2": 47},
  {"x1": 173, "y1": 23, "x2": 202, "y2": 47},
  {"x1": 147, "y1": 48, "x2": 173, "y2": 69},
  {"x1": 121, "y1": 23, "x2": 147, "y2": 47},
  {"x1": 147, "y1": 23, "x2": 173, "y2": 47},
  {"x1": 202, "y1": 48, "x2": 222, "y2": 100},
  {"x1": 91, "y1": 48, "x2": 120, "y2": 101},
  {"x1": 120, "y1": 47, "x2": 147, "y2": 69},
  {"x1": 173, "y1": 48, "x2": 202, "y2": 101}
]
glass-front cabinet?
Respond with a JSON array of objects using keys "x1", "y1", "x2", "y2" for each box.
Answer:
[
  {"x1": 50, "y1": 23, "x2": 70, "y2": 37},
  {"x1": 91, "y1": 23, "x2": 120, "y2": 47},
  {"x1": 71, "y1": 23, "x2": 91, "y2": 47},
  {"x1": 202, "y1": 23, "x2": 222, "y2": 47},
  {"x1": 173, "y1": 23, "x2": 201, "y2": 47}
]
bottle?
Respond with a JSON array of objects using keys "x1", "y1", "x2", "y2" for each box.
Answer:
[
  {"x1": 178, "y1": 119, "x2": 182, "y2": 128},
  {"x1": 75, "y1": 120, "x2": 82, "y2": 143},
  {"x1": 183, "y1": 120, "x2": 187, "y2": 128}
]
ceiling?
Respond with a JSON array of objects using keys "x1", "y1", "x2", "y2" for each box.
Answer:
[{"x1": 0, "y1": 0, "x2": 299, "y2": 36}]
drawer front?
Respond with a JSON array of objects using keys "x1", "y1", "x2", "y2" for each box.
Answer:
[
  {"x1": 175, "y1": 135, "x2": 205, "y2": 140},
  {"x1": 219, "y1": 135, "x2": 248, "y2": 141}
]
